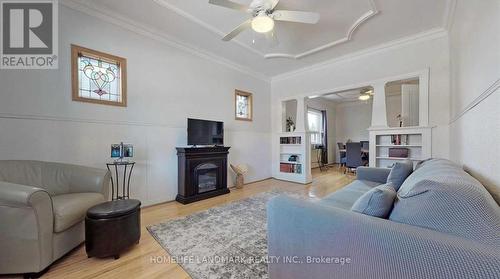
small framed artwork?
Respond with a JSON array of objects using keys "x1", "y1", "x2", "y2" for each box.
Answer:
[
  {"x1": 111, "y1": 143, "x2": 134, "y2": 159},
  {"x1": 111, "y1": 144, "x2": 122, "y2": 158},
  {"x1": 235, "y1": 90, "x2": 253, "y2": 121},
  {"x1": 71, "y1": 44, "x2": 127, "y2": 107},
  {"x1": 123, "y1": 144, "x2": 134, "y2": 158}
]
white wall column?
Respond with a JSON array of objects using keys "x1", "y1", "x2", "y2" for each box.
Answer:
[
  {"x1": 370, "y1": 81, "x2": 388, "y2": 128},
  {"x1": 295, "y1": 97, "x2": 307, "y2": 132}
]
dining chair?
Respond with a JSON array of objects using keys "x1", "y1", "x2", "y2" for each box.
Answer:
[
  {"x1": 337, "y1": 142, "x2": 346, "y2": 169},
  {"x1": 360, "y1": 141, "x2": 370, "y2": 165},
  {"x1": 360, "y1": 141, "x2": 369, "y2": 151},
  {"x1": 345, "y1": 142, "x2": 363, "y2": 174}
]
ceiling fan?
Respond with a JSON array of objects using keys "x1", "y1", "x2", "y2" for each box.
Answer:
[
  {"x1": 359, "y1": 88, "x2": 374, "y2": 101},
  {"x1": 208, "y1": 0, "x2": 320, "y2": 41}
]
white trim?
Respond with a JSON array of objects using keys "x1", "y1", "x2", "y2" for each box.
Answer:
[
  {"x1": 442, "y1": 0, "x2": 457, "y2": 30},
  {"x1": 265, "y1": 0, "x2": 378, "y2": 59},
  {"x1": 272, "y1": 28, "x2": 447, "y2": 82},
  {"x1": 0, "y1": 112, "x2": 271, "y2": 134},
  {"x1": 60, "y1": 0, "x2": 270, "y2": 82},
  {"x1": 450, "y1": 79, "x2": 500, "y2": 124}
]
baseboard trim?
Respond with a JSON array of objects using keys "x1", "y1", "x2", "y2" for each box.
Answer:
[{"x1": 141, "y1": 177, "x2": 274, "y2": 209}]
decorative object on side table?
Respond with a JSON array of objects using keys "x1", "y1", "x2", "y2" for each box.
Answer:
[
  {"x1": 85, "y1": 199, "x2": 141, "y2": 259},
  {"x1": 108, "y1": 142, "x2": 135, "y2": 200},
  {"x1": 230, "y1": 164, "x2": 248, "y2": 189}
]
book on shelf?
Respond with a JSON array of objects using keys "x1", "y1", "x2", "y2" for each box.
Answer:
[
  {"x1": 280, "y1": 136, "x2": 302, "y2": 145},
  {"x1": 280, "y1": 162, "x2": 302, "y2": 174}
]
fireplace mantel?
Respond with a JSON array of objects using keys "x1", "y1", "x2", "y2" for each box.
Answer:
[{"x1": 176, "y1": 146, "x2": 230, "y2": 204}]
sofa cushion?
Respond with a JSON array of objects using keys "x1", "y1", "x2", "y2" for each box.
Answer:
[
  {"x1": 386, "y1": 160, "x2": 413, "y2": 190},
  {"x1": 319, "y1": 180, "x2": 380, "y2": 210},
  {"x1": 351, "y1": 183, "x2": 396, "y2": 218},
  {"x1": 52, "y1": 193, "x2": 105, "y2": 232},
  {"x1": 0, "y1": 160, "x2": 42, "y2": 189},
  {"x1": 389, "y1": 159, "x2": 500, "y2": 247}
]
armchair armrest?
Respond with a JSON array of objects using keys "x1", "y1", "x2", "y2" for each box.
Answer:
[
  {"x1": 267, "y1": 196, "x2": 500, "y2": 279},
  {"x1": 356, "y1": 166, "x2": 390, "y2": 184},
  {"x1": 0, "y1": 181, "x2": 54, "y2": 273},
  {"x1": 68, "y1": 165, "x2": 111, "y2": 200}
]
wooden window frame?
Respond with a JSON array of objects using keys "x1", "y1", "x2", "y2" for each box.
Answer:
[
  {"x1": 235, "y1": 90, "x2": 253, "y2": 121},
  {"x1": 71, "y1": 44, "x2": 127, "y2": 107}
]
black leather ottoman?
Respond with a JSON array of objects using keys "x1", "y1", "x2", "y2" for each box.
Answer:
[{"x1": 85, "y1": 199, "x2": 141, "y2": 259}]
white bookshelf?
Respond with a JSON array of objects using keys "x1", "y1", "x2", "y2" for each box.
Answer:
[
  {"x1": 369, "y1": 126, "x2": 432, "y2": 168},
  {"x1": 275, "y1": 132, "x2": 312, "y2": 184}
]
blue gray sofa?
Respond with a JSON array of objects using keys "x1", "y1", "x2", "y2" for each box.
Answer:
[{"x1": 267, "y1": 159, "x2": 500, "y2": 279}]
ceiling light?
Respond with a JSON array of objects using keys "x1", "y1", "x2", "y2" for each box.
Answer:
[
  {"x1": 358, "y1": 94, "x2": 370, "y2": 101},
  {"x1": 252, "y1": 14, "x2": 274, "y2": 33}
]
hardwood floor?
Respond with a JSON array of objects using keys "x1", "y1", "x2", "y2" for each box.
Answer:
[{"x1": 5, "y1": 166, "x2": 354, "y2": 279}]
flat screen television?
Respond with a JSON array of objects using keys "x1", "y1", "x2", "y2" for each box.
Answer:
[{"x1": 187, "y1": 118, "x2": 224, "y2": 146}]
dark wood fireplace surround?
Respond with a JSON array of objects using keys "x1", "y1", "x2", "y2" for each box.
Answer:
[{"x1": 176, "y1": 146, "x2": 230, "y2": 204}]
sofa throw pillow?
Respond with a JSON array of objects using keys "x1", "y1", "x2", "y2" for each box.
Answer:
[
  {"x1": 386, "y1": 160, "x2": 413, "y2": 191},
  {"x1": 351, "y1": 183, "x2": 397, "y2": 218}
]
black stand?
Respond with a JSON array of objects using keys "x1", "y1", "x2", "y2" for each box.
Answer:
[{"x1": 106, "y1": 161, "x2": 135, "y2": 200}]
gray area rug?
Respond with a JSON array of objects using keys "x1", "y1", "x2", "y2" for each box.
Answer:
[{"x1": 147, "y1": 191, "x2": 303, "y2": 279}]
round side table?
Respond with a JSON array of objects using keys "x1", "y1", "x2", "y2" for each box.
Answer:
[{"x1": 106, "y1": 161, "x2": 135, "y2": 200}]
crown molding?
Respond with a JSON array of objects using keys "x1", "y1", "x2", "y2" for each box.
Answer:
[
  {"x1": 60, "y1": 0, "x2": 270, "y2": 83},
  {"x1": 442, "y1": 0, "x2": 457, "y2": 31},
  {"x1": 154, "y1": 0, "x2": 378, "y2": 60},
  {"x1": 271, "y1": 28, "x2": 448, "y2": 82},
  {"x1": 265, "y1": 0, "x2": 378, "y2": 59}
]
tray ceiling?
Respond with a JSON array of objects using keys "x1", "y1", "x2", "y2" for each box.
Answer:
[{"x1": 62, "y1": 0, "x2": 451, "y2": 77}]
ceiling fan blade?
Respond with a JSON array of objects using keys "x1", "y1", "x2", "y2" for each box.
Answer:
[
  {"x1": 270, "y1": 0, "x2": 280, "y2": 9},
  {"x1": 272, "y1": 10, "x2": 320, "y2": 24},
  {"x1": 208, "y1": 0, "x2": 248, "y2": 12},
  {"x1": 222, "y1": 19, "x2": 252, "y2": 41}
]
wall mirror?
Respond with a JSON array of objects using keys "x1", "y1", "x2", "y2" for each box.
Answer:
[{"x1": 385, "y1": 78, "x2": 420, "y2": 127}]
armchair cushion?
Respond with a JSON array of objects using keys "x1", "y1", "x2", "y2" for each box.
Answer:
[{"x1": 52, "y1": 193, "x2": 104, "y2": 232}]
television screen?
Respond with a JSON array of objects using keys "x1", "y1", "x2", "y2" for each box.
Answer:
[{"x1": 187, "y1": 118, "x2": 224, "y2": 146}]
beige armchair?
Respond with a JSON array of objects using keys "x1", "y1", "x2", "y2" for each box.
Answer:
[{"x1": 0, "y1": 160, "x2": 110, "y2": 275}]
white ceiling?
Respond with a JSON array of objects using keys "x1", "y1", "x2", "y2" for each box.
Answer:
[{"x1": 63, "y1": 0, "x2": 451, "y2": 78}]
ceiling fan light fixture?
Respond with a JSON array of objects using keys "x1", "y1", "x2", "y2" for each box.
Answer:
[
  {"x1": 251, "y1": 14, "x2": 274, "y2": 33},
  {"x1": 358, "y1": 94, "x2": 370, "y2": 101}
]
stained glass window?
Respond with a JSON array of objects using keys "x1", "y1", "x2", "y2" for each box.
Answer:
[
  {"x1": 235, "y1": 90, "x2": 253, "y2": 121},
  {"x1": 71, "y1": 45, "x2": 127, "y2": 107}
]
